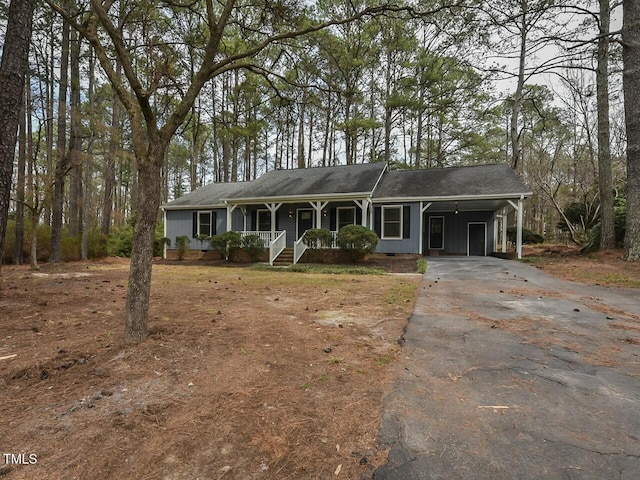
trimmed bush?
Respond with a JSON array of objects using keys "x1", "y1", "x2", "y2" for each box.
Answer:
[
  {"x1": 336, "y1": 225, "x2": 379, "y2": 262},
  {"x1": 174, "y1": 235, "x2": 191, "y2": 260},
  {"x1": 210, "y1": 231, "x2": 242, "y2": 261},
  {"x1": 241, "y1": 234, "x2": 265, "y2": 262},
  {"x1": 303, "y1": 228, "x2": 333, "y2": 248},
  {"x1": 302, "y1": 228, "x2": 333, "y2": 262}
]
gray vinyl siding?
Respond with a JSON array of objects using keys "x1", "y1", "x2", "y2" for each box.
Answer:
[
  {"x1": 165, "y1": 208, "x2": 242, "y2": 250},
  {"x1": 375, "y1": 202, "x2": 421, "y2": 254}
]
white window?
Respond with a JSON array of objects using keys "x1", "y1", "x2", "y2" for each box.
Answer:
[
  {"x1": 337, "y1": 207, "x2": 356, "y2": 230},
  {"x1": 382, "y1": 206, "x2": 402, "y2": 239},
  {"x1": 257, "y1": 209, "x2": 271, "y2": 231},
  {"x1": 197, "y1": 211, "x2": 212, "y2": 236}
]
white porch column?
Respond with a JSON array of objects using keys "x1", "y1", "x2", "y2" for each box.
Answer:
[
  {"x1": 354, "y1": 199, "x2": 369, "y2": 227},
  {"x1": 309, "y1": 201, "x2": 328, "y2": 229},
  {"x1": 419, "y1": 202, "x2": 432, "y2": 255},
  {"x1": 265, "y1": 202, "x2": 282, "y2": 240},
  {"x1": 226, "y1": 203, "x2": 239, "y2": 232}
]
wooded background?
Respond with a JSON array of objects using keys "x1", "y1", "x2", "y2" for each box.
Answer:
[
  {"x1": 0, "y1": 0, "x2": 632, "y2": 265},
  {"x1": 2, "y1": 0, "x2": 639, "y2": 341}
]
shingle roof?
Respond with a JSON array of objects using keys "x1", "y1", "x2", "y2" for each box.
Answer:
[
  {"x1": 224, "y1": 162, "x2": 387, "y2": 200},
  {"x1": 373, "y1": 164, "x2": 530, "y2": 199},
  {"x1": 164, "y1": 163, "x2": 530, "y2": 209},
  {"x1": 163, "y1": 181, "x2": 251, "y2": 208}
]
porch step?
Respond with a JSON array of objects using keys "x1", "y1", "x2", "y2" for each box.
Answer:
[{"x1": 273, "y1": 248, "x2": 294, "y2": 266}]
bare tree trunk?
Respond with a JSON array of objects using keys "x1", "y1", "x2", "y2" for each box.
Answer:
[
  {"x1": 623, "y1": 0, "x2": 640, "y2": 260},
  {"x1": 297, "y1": 100, "x2": 306, "y2": 169},
  {"x1": 14, "y1": 92, "x2": 27, "y2": 265},
  {"x1": 124, "y1": 140, "x2": 165, "y2": 342},
  {"x1": 510, "y1": 10, "x2": 527, "y2": 172},
  {"x1": 597, "y1": 0, "x2": 615, "y2": 249},
  {"x1": 50, "y1": 12, "x2": 70, "y2": 263},
  {"x1": 68, "y1": 29, "x2": 82, "y2": 238},
  {"x1": 0, "y1": 0, "x2": 35, "y2": 272},
  {"x1": 102, "y1": 63, "x2": 120, "y2": 235},
  {"x1": 82, "y1": 49, "x2": 96, "y2": 261},
  {"x1": 44, "y1": 18, "x2": 55, "y2": 227}
]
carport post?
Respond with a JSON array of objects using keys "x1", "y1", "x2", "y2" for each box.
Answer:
[
  {"x1": 507, "y1": 199, "x2": 524, "y2": 259},
  {"x1": 419, "y1": 202, "x2": 432, "y2": 255},
  {"x1": 516, "y1": 197, "x2": 523, "y2": 259},
  {"x1": 501, "y1": 208, "x2": 507, "y2": 253}
]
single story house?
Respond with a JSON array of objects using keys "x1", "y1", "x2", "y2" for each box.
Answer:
[{"x1": 161, "y1": 162, "x2": 532, "y2": 264}]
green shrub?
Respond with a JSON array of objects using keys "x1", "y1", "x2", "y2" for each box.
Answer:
[
  {"x1": 336, "y1": 225, "x2": 379, "y2": 262},
  {"x1": 302, "y1": 228, "x2": 333, "y2": 262},
  {"x1": 108, "y1": 225, "x2": 133, "y2": 257},
  {"x1": 416, "y1": 257, "x2": 427, "y2": 274},
  {"x1": 174, "y1": 235, "x2": 191, "y2": 260},
  {"x1": 241, "y1": 234, "x2": 265, "y2": 262},
  {"x1": 507, "y1": 227, "x2": 544, "y2": 245},
  {"x1": 303, "y1": 228, "x2": 333, "y2": 248},
  {"x1": 210, "y1": 231, "x2": 242, "y2": 261}
]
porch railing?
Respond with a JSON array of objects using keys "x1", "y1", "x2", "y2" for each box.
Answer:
[
  {"x1": 293, "y1": 235, "x2": 307, "y2": 265},
  {"x1": 239, "y1": 230, "x2": 275, "y2": 245},
  {"x1": 269, "y1": 230, "x2": 286, "y2": 265}
]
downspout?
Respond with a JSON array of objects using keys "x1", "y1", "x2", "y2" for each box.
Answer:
[{"x1": 162, "y1": 207, "x2": 167, "y2": 259}]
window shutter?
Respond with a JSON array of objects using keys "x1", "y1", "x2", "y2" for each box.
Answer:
[
  {"x1": 374, "y1": 207, "x2": 381, "y2": 237},
  {"x1": 192, "y1": 212, "x2": 198, "y2": 237},
  {"x1": 251, "y1": 210, "x2": 257, "y2": 231},
  {"x1": 356, "y1": 207, "x2": 362, "y2": 226},
  {"x1": 329, "y1": 208, "x2": 336, "y2": 231},
  {"x1": 211, "y1": 211, "x2": 217, "y2": 236},
  {"x1": 403, "y1": 206, "x2": 411, "y2": 239},
  {"x1": 275, "y1": 210, "x2": 280, "y2": 231}
]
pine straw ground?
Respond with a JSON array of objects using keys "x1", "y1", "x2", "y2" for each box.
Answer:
[
  {"x1": 1, "y1": 247, "x2": 637, "y2": 479},
  {"x1": 0, "y1": 259, "x2": 419, "y2": 480}
]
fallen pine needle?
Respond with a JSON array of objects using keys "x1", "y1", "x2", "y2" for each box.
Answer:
[
  {"x1": 334, "y1": 464, "x2": 342, "y2": 475},
  {"x1": 0, "y1": 354, "x2": 17, "y2": 361},
  {"x1": 477, "y1": 405, "x2": 509, "y2": 409}
]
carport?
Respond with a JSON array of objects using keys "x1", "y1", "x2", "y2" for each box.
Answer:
[{"x1": 418, "y1": 195, "x2": 526, "y2": 258}]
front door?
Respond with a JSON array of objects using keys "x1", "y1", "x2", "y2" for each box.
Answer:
[
  {"x1": 468, "y1": 223, "x2": 487, "y2": 256},
  {"x1": 429, "y1": 216, "x2": 444, "y2": 250},
  {"x1": 297, "y1": 209, "x2": 314, "y2": 239}
]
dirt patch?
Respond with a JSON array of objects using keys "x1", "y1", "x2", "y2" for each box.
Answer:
[
  {"x1": 522, "y1": 245, "x2": 640, "y2": 289},
  {"x1": 0, "y1": 259, "x2": 419, "y2": 479}
]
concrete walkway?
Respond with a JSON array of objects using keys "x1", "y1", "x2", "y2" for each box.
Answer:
[{"x1": 374, "y1": 257, "x2": 640, "y2": 480}]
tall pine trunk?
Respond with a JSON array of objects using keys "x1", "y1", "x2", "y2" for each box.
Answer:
[
  {"x1": 0, "y1": 0, "x2": 35, "y2": 272},
  {"x1": 623, "y1": 0, "x2": 640, "y2": 260},
  {"x1": 102, "y1": 63, "x2": 120, "y2": 235},
  {"x1": 68, "y1": 29, "x2": 82, "y2": 238},
  {"x1": 14, "y1": 94, "x2": 27, "y2": 264},
  {"x1": 597, "y1": 0, "x2": 615, "y2": 249},
  {"x1": 50, "y1": 14, "x2": 70, "y2": 263}
]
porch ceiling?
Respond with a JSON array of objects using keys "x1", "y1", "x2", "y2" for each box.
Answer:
[{"x1": 422, "y1": 198, "x2": 514, "y2": 213}]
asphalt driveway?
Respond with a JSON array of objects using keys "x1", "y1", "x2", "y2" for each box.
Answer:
[{"x1": 374, "y1": 256, "x2": 640, "y2": 480}]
